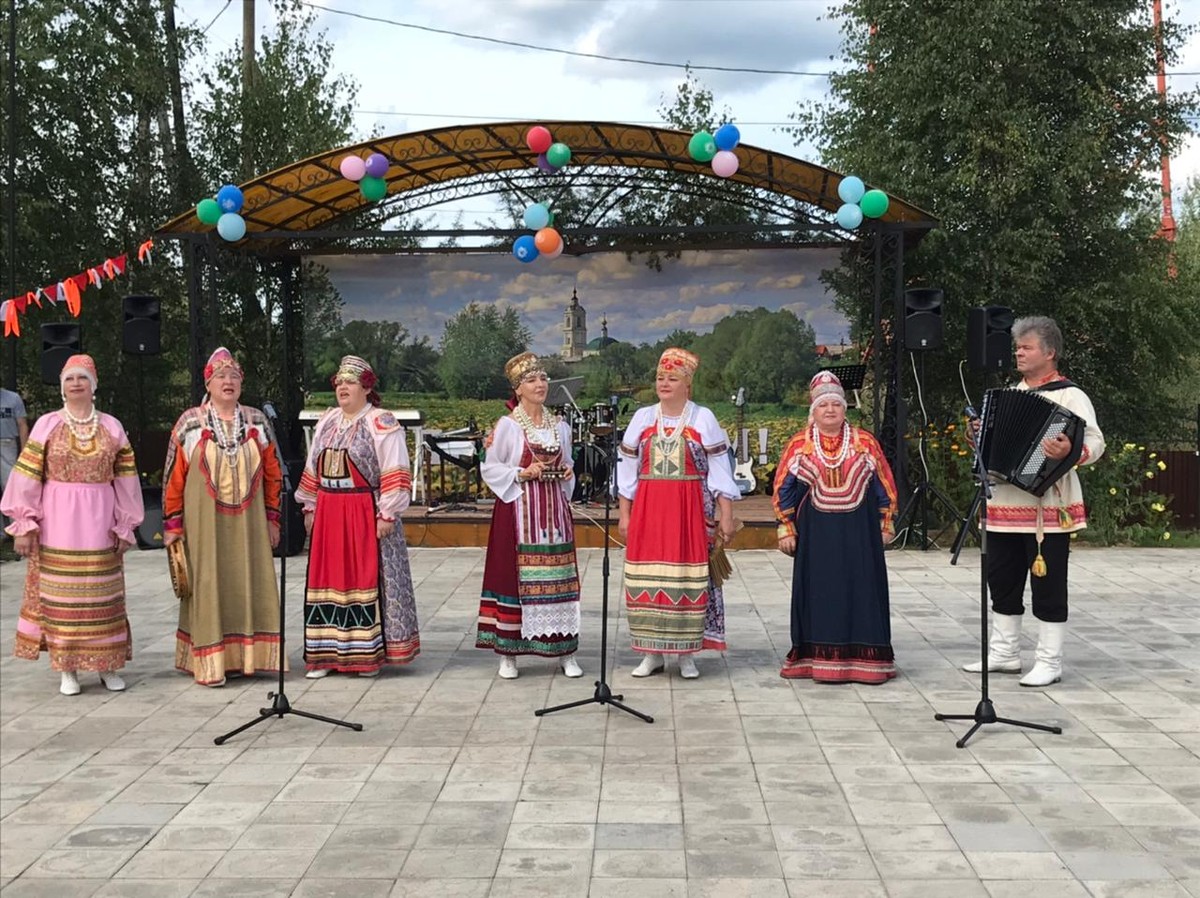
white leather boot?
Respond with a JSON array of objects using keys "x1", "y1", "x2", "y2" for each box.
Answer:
[
  {"x1": 59, "y1": 671, "x2": 81, "y2": 696},
  {"x1": 498, "y1": 656, "x2": 519, "y2": 679},
  {"x1": 963, "y1": 613, "x2": 1023, "y2": 673},
  {"x1": 1020, "y1": 621, "x2": 1065, "y2": 687},
  {"x1": 560, "y1": 654, "x2": 583, "y2": 678},
  {"x1": 677, "y1": 654, "x2": 700, "y2": 679},
  {"x1": 99, "y1": 672, "x2": 126, "y2": 692},
  {"x1": 631, "y1": 653, "x2": 665, "y2": 677}
]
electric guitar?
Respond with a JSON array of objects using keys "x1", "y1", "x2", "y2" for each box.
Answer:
[{"x1": 731, "y1": 387, "x2": 756, "y2": 495}]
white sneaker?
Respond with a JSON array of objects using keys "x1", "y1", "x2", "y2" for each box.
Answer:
[
  {"x1": 305, "y1": 668, "x2": 331, "y2": 679},
  {"x1": 631, "y1": 654, "x2": 665, "y2": 677},
  {"x1": 677, "y1": 655, "x2": 700, "y2": 679},
  {"x1": 99, "y1": 672, "x2": 126, "y2": 692},
  {"x1": 498, "y1": 656, "x2": 519, "y2": 679},
  {"x1": 60, "y1": 672, "x2": 81, "y2": 696},
  {"x1": 560, "y1": 655, "x2": 583, "y2": 678}
]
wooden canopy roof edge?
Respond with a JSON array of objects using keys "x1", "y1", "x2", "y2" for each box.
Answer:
[{"x1": 154, "y1": 120, "x2": 938, "y2": 240}]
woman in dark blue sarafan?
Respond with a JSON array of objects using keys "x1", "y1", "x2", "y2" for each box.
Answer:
[{"x1": 772, "y1": 371, "x2": 898, "y2": 684}]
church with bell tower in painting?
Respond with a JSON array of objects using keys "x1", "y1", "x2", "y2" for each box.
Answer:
[{"x1": 561, "y1": 288, "x2": 617, "y2": 362}]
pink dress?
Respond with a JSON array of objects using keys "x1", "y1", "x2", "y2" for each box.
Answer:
[{"x1": 1, "y1": 412, "x2": 143, "y2": 671}]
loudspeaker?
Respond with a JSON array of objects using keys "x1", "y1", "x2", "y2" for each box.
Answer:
[
  {"x1": 122, "y1": 294, "x2": 161, "y2": 355},
  {"x1": 904, "y1": 288, "x2": 944, "y2": 350},
  {"x1": 41, "y1": 323, "x2": 82, "y2": 384},
  {"x1": 136, "y1": 486, "x2": 165, "y2": 550},
  {"x1": 967, "y1": 305, "x2": 1014, "y2": 371},
  {"x1": 275, "y1": 459, "x2": 307, "y2": 558}
]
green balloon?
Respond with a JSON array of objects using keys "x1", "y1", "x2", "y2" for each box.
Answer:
[
  {"x1": 196, "y1": 197, "x2": 222, "y2": 226},
  {"x1": 546, "y1": 142, "x2": 572, "y2": 168},
  {"x1": 688, "y1": 131, "x2": 717, "y2": 163},
  {"x1": 359, "y1": 176, "x2": 387, "y2": 202},
  {"x1": 860, "y1": 189, "x2": 890, "y2": 219}
]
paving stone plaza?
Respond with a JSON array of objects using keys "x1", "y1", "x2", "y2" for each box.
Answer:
[{"x1": 1, "y1": 545, "x2": 1198, "y2": 898}]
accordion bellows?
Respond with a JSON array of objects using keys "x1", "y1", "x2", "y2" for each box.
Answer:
[{"x1": 979, "y1": 389, "x2": 1084, "y2": 497}]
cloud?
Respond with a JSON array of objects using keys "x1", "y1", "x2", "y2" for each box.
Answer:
[
  {"x1": 689, "y1": 303, "x2": 749, "y2": 326},
  {"x1": 644, "y1": 309, "x2": 691, "y2": 331},
  {"x1": 755, "y1": 273, "x2": 807, "y2": 290},
  {"x1": 428, "y1": 269, "x2": 494, "y2": 297}
]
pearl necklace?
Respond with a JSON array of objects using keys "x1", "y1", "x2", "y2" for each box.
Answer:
[
  {"x1": 207, "y1": 405, "x2": 245, "y2": 460},
  {"x1": 63, "y1": 405, "x2": 98, "y2": 443},
  {"x1": 655, "y1": 401, "x2": 694, "y2": 453},
  {"x1": 512, "y1": 404, "x2": 559, "y2": 450},
  {"x1": 812, "y1": 421, "x2": 851, "y2": 470}
]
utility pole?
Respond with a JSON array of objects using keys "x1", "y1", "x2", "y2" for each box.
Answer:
[{"x1": 241, "y1": 0, "x2": 254, "y2": 181}]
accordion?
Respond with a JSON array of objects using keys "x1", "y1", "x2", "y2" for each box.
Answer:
[{"x1": 978, "y1": 388, "x2": 1084, "y2": 497}]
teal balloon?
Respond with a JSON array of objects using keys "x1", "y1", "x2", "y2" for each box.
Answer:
[
  {"x1": 196, "y1": 198, "x2": 222, "y2": 226},
  {"x1": 546, "y1": 143, "x2": 572, "y2": 167},
  {"x1": 216, "y1": 212, "x2": 246, "y2": 242},
  {"x1": 523, "y1": 203, "x2": 550, "y2": 230},
  {"x1": 837, "y1": 176, "x2": 865, "y2": 205},
  {"x1": 835, "y1": 203, "x2": 863, "y2": 230},
  {"x1": 688, "y1": 131, "x2": 717, "y2": 162},
  {"x1": 860, "y1": 189, "x2": 890, "y2": 218},
  {"x1": 359, "y1": 176, "x2": 387, "y2": 202}
]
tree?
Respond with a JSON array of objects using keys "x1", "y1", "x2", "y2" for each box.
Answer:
[
  {"x1": 725, "y1": 312, "x2": 818, "y2": 404},
  {"x1": 790, "y1": 1, "x2": 1200, "y2": 440},
  {"x1": 438, "y1": 304, "x2": 531, "y2": 399}
]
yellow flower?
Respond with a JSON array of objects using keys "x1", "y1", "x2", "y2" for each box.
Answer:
[
  {"x1": 946, "y1": 423, "x2": 957, "y2": 432},
  {"x1": 1157, "y1": 460, "x2": 1166, "y2": 471},
  {"x1": 1138, "y1": 445, "x2": 1145, "y2": 451},
  {"x1": 1109, "y1": 487, "x2": 1117, "y2": 495},
  {"x1": 1070, "y1": 532, "x2": 1078, "y2": 540},
  {"x1": 950, "y1": 443, "x2": 960, "y2": 451},
  {"x1": 1123, "y1": 442, "x2": 1136, "y2": 451},
  {"x1": 1151, "y1": 502, "x2": 1165, "y2": 512},
  {"x1": 958, "y1": 450, "x2": 968, "y2": 456},
  {"x1": 930, "y1": 441, "x2": 939, "y2": 448},
  {"x1": 1163, "y1": 532, "x2": 1172, "y2": 541},
  {"x1": 1146, "y1": 471, "x2": 1155, "y2": 479},
  {"x1": 1149, "y1": 452, "x2": 1157, "y2": 459}
]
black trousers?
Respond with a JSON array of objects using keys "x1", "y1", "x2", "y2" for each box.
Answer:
[{"x1": 986, "y1": 531, "x2": 1070, "y2": 623}]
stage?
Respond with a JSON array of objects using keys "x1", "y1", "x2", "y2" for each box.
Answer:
[{"x1": 401, "y1": 494, "x2": 781, "y2": 549}]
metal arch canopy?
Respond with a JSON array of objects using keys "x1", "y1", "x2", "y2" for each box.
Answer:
[{"x1": 154, "y1": 121, "x2": 937, "y2": 243}]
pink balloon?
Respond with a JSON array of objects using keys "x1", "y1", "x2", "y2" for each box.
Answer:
[
  {"x1": 339, "y1": 155, "x2": 366, "y2": 181},
  {"x1": 711, "y1": 150, "x2": 739, "y2": 178},
  {"x1": 543, "y1": 242, "x2": 564, "y2": 260}
]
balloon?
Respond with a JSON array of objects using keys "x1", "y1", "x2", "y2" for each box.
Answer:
[
  {"x1": 714, "y1": 123, "x2": 741, "y2": 151},
  {"x1": 860, "y1": 189, "x2": 890, "y2": 218},
  {"x1": 523, "y1": 203, "x2": 550, "y2": 230},
  {"x1": 546, "y1": 142, "x2": 571, "y2": 168},
  {"x1": 536, "y1": 153, "x2": 557, "y2": 174},
  {"x1": 513, "y1": 234, "x2": 539, "y2": 263},
  {"x1": 359, "y1": 176, "x2": 387, "y2": 202},
  {"x1": 835, "y1": 203, "x2": 864, "y2": 230},
  {"x1": 837, "y1": 175, "x2": 865, "y2": 205},
  {"x1": 216, "y1": 184, "x2": 244, "y2": 213},
  {"x1": 547, "y1": 211, "x2": 556, "y2": 226},
  {"x1": 216, "y1": 212, "x2": 246, "y2": 242},
  {"x1": 534, "y1": 227, "x2": 562, "y2": 255},
  {"x1": 711, "y1": 150, "x2": 739, "y2": 178},
  {"x1": 196, "y1": 198, "x2": 222, "y2": 226},
  {"x1": 339, "y1": 155, "x2": 366, "y2": 181},
  {"x1": 688, "y1": 131, "x2": 716, "y2": 163},
  {"x1": 364, "y1": 152, "x2": 389, "y2": 178},
  {"x1": 526, "y1": 126, "x2": 553, "y2": 154},
  {"x1": 543, "y1": 241, "x2": 564, "y2": 260}
]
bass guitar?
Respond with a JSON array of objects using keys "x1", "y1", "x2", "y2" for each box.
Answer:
[{"x1": 731, "y1": 387, "x2": 756, "y2": 495}]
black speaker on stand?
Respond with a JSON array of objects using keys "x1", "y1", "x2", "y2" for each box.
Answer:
[
  {"x1": 967, "y1": 306, "x2": 1014, "y2": 372},
  {"x1": 904, "y1": 288, "x2": 944, "y2": 351},
  {"x1": 122, "y1": 295, "x2": 161, "y2": 355},
  {"x1": 40, "y1": 323, "x2": 82, "y2": 384}
]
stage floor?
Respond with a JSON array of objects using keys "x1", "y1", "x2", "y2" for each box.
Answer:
[{"x1": 403, "y1": 495, "x2": 780, "y2": 549}]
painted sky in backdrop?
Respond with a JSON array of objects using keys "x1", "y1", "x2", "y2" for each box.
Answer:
[{"x1": 318, "y1": 248, "x2": 850, "y2": 354}]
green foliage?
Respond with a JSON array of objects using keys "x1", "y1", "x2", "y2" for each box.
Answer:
[
  {"x1": 437, "y1": 304, "x2": 531, "y2": 399},
  {"x1": 792, "y1": 1, "x2": 1200, "y2": 444},
  {"x1": 1076, "y1": 442, "x2": 1175, "y2": 545}
]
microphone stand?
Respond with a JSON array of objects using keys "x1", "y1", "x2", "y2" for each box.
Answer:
[
  {"x1": 536, "y1": 426, "x2": 653, "y2": 724},
  {"x1": 933, "y1": 416, "x2": 1060, "y2": 748},
  {"x1": 215, "y1": 403, "x2": 363, "y2": 745}
]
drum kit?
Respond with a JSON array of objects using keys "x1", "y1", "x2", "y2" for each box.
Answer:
[{"x1": 553, "y1": 401, "x2": 620, "y2": 503}]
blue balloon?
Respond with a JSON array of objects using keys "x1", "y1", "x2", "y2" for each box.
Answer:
[
  {"x1": 835, "y1": 203, "x2": 863, "y2": 230},
  {"x1": 714, "y1": 123, "x2": 741, "y2": 151},
  {"x1": 216, "y1": 184, "x2": 244, "y2": 213},
  {"x1": 837, "y1": 176, "x2": 865, "y2": 205},
  {"x1": 217, "y1": 212, "x2": 246, "y2": 242},
  {"x1": 513, "y1": 234, "x2": 539, "y2": 263},
  {"x1": 523, "y1": 203, "x2": 550, "y2": 230}
]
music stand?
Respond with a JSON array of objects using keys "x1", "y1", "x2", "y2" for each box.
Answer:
[
  {"x1": 536, "y1": 427, "x2": 653, "y2": 724},
  {"x1": 826, "y1": 363, "x2": 867, "y2": 408},
  {"x1": 214, "y1": 406, "x2": 363, "y2": 745},
  {"x1": 933, "y1": 417, "x2": 1061, "y2": 748},
  {"x1": 423, "y1": 431, "x2": 483, "y2": 516}
]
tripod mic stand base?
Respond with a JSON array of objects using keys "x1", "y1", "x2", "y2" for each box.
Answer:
[
  {"x1": 536, "y1": 679, "x2": 655, "y2": 724},
  {"x1": 934, "y1": 699, "x2": 1061, "y2": 749},
  {"x1": 213, "y1": 686, "x2": 365, "y2": 745}
]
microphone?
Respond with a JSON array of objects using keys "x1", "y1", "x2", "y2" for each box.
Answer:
[{"x1": 262, "y1": 401, "x2": 278, "y2": 420}]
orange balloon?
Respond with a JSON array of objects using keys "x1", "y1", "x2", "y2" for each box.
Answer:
[{"x1": 534, "y1": 227, "x2": 562, "y2": 255}]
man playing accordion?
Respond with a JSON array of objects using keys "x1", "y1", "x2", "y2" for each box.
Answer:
[{"x1": 964, "y1": 316, "x2": 1105, "y2": 687}]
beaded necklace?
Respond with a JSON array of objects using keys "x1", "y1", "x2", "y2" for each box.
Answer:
[
  {"x1": 62, "y1": 405, "x2": 98, "y2": 443},
  {"x1": 207, "y1": 404, "x2": 245, "y2": 460},
  {"x1": 512, "y1": 403, "x2": 559, "y2": 450},
  {"x1": 654, "y1": 401, "x2": 694, "y2": 456},
  {"x1": 812, "y1": 421, "x2": 851, "y2": 470}
]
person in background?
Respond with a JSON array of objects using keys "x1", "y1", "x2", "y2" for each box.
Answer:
[
  {"x1": 773, "y1": 371, "x2": 898, "y2": 685},
  {"x1": 0, "y1": 386, "x2": 29, "y2": 537},
  {"x1": 163, "y1": 347, "x2": 284, "y2": 687},
  {"x1": 618, "y1": 348, "x2": 739, "y2": 680},
  {"x1": 1, "y1": 355, "x2": 142, "y2": 695},
  {"x1": 476, "y1": 351, "x2": 583, "y2": 679}
]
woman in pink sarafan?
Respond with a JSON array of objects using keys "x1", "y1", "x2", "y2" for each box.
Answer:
[{"x1": 1, "y1": 354, "x2": 143, "y2": 696}]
